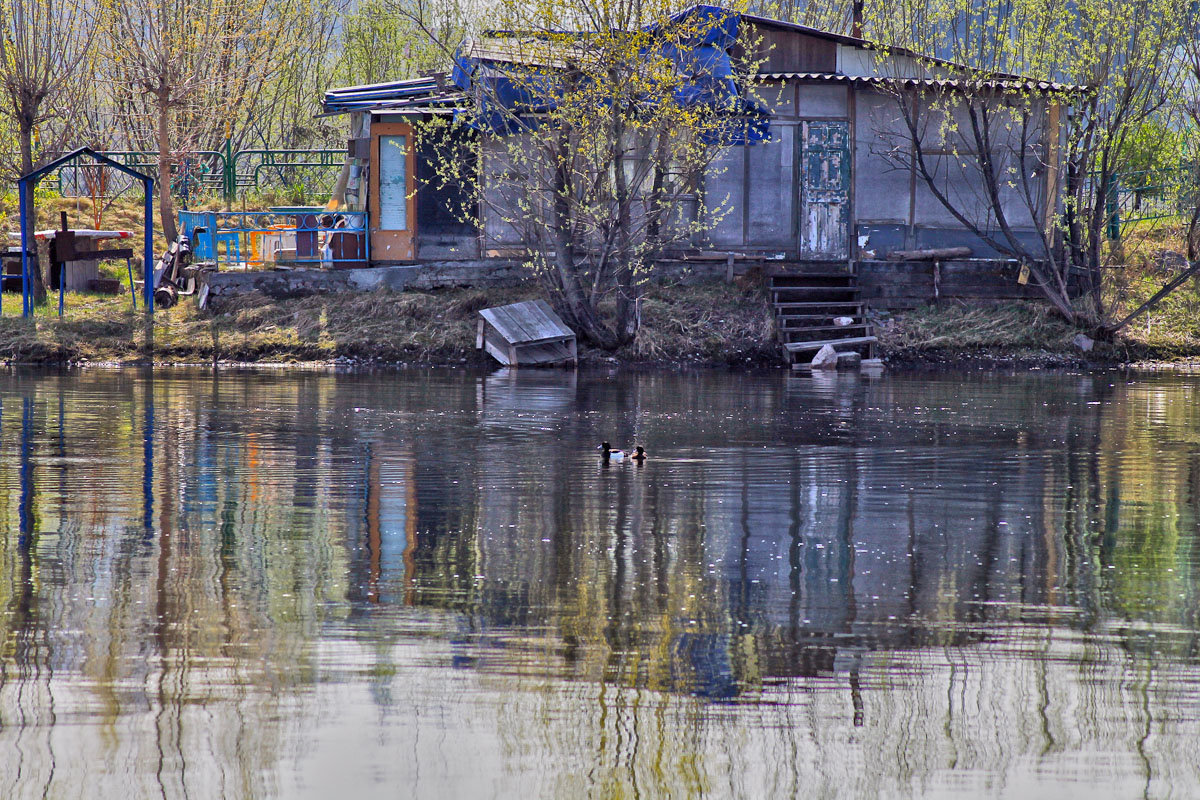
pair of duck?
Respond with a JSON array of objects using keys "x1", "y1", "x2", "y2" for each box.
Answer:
[{"x1": 600, "y1": 442, "x2": 646, "y2": 463}]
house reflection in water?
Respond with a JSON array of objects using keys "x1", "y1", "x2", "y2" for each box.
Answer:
[
  {"x1": 349, "y1": 368, "x2": 1114, "y2": 703},
  {"x1": 2, "y1": 367, "x2": 1199, "y2": 797}
]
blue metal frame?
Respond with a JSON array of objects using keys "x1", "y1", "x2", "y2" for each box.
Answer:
[
  {"x1": 179, "y1": 209, "x2": 370, "y2": 268},
  {"x1": 18, "y1": 147, "x2": 156, "y2": 318}
]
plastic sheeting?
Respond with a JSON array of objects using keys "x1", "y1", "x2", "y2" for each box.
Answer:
[
  {"x1": 450, "y1": 5, "x2": 769, "y2": 144},
  {"x1": 324, "y1": 4, "x2": 770, "y2": 145}
]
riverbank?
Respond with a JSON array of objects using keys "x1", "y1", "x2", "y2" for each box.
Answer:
[
  {"x1": 0, "y1": 280, "x2": 778, "y2": 366},
  {"x1": 0, "y1": 274, "x2": 1197, "y2": 368}
]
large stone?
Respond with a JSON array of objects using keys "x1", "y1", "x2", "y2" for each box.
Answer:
[
  {"x1": 810, "y1": 344, "x2": 839, "y2": 369},
  {"x1": 836, "y1": 351, "x2": 862, "y2": 369},
  {"x1": 1072, "y1": 333, "x2": 1094, "y2": 352}
]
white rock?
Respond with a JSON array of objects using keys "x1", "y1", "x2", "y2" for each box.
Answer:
[
  {"x1": 811, "y1": 344, "x2": 839, "y2": 369},
  {"x1": 1072, "y1": 333, "x2": 1094, "y2": 352}
]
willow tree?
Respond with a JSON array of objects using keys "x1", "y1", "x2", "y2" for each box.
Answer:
[
  {"x1": 0, "y1": 0, "x2": 97, "y2": 303},
  {"x1": 1180, "y1": 32, "x2": 1200, "y2": 262},
  {"x1": 416, "y1": 0, "x2": 767, "y2": 348},
  {"x1": 864, "y1": 0, "x2": 1192, "y2": 326},
  {"x1": 100, "y1": 0, "x2": 312, "y2": 240}
]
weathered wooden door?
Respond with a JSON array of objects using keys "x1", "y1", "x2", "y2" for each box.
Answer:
[
  {"x1": 800, "y1": 120, "x2": 850, "y2": 259},
  {"x1": 369, "y1": 122, "x2": 417, "y2": 261}
]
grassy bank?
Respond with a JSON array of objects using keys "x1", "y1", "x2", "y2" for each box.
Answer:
[
  {"x1": 0, "y1": 279, "x2": 778, "y2": 366},
  {"x1": 5, "y1": 280, "x2": 1200, "y2": 369},
  {"x1": 875, "y1": 303, "x2": 1102, "y2": 365},
  {"x1": 5, "y1": 191, "x2": 1200, "y2": 368},
  {"x1": 877, "y1": 301, "x2": 1200, "y2": 366}
]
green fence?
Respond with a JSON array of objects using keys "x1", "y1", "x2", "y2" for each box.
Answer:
[
  {"x1": 54, "y1": 144, "x2": 345, "y2": 204},
  {"x1": 1105, "y1": 164, "x2": 1199, "y2": 241}
]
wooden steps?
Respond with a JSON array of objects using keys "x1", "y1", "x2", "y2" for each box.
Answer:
[
  {"x1": 784, "y1": 336, "x2": 878, "y2": 353},
  {"x1": 772, "y1": 301, "x2": 865, "y2": 310},
  {"x1": 769, "y1": 268, "x2": 876, "y2": 364},
  {"x1": 778, "y1": 323, "x2": 872, "y2": 336}
]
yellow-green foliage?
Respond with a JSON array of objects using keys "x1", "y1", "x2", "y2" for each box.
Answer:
[{"x1": 415, "y1": 0, "x2": 766, "y2": 347}]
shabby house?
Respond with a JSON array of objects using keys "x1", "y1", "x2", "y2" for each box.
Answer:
[{"x1": 321, "y1": 5, "x2": 1074, "y2": 271}]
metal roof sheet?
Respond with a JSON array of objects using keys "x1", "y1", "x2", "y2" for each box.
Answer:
[{"x1": 760, "y1": 71, "x2": 1086, "y2": 93}]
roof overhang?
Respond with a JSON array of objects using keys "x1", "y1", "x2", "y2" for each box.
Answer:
[{"x1": 760, "y1": 71, "x2": 1088, "y2": 94}]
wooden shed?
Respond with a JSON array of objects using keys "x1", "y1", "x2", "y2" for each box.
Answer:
[
  {"x1": 477, "y1": 300, "x2": 577, "y2": 366},
  {"x1": 324, "y1": 5, "x2": 1073, "y2": 265}
]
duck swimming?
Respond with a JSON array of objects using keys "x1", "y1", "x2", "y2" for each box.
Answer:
[
  {"x1": 631, "y1": 446, "x2": 647, "y2": 463},
  {"x1": 599, "y1": 442, "x2": 627, "y2": 461}
]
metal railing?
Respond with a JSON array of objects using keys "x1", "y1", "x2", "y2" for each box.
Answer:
[
  {"x1": 1104, "y1": 164, "x2": 1199, "y2": 240},
  {"x1": 56, "y1": 150, "x2": 227, "y2": 201},
  {"x1": 178, "y1": 209, "x2": 369, "y2": 269},
  {"x1": 54, "y1": 147, "x2": 346, "y2": 203}
]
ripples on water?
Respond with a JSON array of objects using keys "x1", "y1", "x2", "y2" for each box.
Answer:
[{"x1": 2, "y1": 366, "x2": 1200, "y2": 798}]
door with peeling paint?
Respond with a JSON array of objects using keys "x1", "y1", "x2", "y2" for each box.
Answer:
[
  {"x1": 369, "y1": 122, "x2": 417, "y2": 261},
  {"x1": 800, "y1": 120, "x2": 850, "y2": 259}
]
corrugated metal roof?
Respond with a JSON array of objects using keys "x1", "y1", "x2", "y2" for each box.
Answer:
[
  {"x1": 323, "y1": 76, "x2": 459, "y2": 114},
  {"x1": 760, "y1": 71, "x2": 1086, "y2": 93},
  {"x1": 320, "y1": 6, "x2": 1087, "y2": 116}
]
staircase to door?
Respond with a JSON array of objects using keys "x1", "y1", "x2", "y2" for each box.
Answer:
[{"x1": 769, "y1": 267, "x2": 877, "y2": 365}]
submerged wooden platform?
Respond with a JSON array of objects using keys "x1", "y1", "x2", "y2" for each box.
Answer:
[{"x1": 477, "y1": 300, "x2": 577, "y2": 366}]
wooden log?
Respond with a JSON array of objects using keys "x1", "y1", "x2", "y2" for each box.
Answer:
[{"x1": 886, "y1": 247, "x2": 973, "y2": 261}]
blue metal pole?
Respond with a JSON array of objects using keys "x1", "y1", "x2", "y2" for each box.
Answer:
[
  {"x1": 143, "y1": 379, "x2": 154, "y2": 534},
  {"x1": 18, "y1": 180, "x2": 32, "y2": 318},
  {"x1": 19, "y1": 396, "x2": 33, "y2": 539},
  {"x1": 58, "y1": 256, "x2": 64, "y2": 317},
  {"x1": 144, "y1": 178, "x2": 155, "y2": 315},
  {"x1": 126, "y1": 258, "x2": 138, "y2": 310}
]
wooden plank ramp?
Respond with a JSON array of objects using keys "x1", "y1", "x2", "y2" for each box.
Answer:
[
  {"x1": 769, "y1": 265, "x2": 877, "y2": 366},
  {"x1": 478, "y1": 300, "x2": 577, "y2": 367}
]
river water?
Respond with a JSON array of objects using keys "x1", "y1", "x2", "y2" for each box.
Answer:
[{"x1": 1, "y1": 366, "x2": 1199, "y2": 798}]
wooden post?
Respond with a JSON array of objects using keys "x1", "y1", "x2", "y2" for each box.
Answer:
[
  {"x1": 476, "y1": 318, "x2": 485, "y2": 350},
  {"x1": 725, "y1": 253, "x2": 735, "y2": 283}
]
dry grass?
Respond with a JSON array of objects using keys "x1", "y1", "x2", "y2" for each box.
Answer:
[
  {"x1": 875, "y1": 302, "x2": 1092, "y2": 362},
  {"x1": 621, "y1": 278, "x2": 777, "y2": 364},
  {"x1": 0, "y1": 279, "x2": 782, "y2": 366}
]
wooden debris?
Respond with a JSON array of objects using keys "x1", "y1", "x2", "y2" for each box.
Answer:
[
  {"x1": 784, "y1": 335, "x2": 878, "y2": 353},
  {"x1": 886, "y1": 246, "x2": 972, "y2": 261},
  {"x1": 478, "y1": 299, "x2": 577, "y2": 366}
]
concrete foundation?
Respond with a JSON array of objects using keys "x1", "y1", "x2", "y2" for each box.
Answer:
[
  {"x1": 202, "y1": 260, "x2": 527, "y2": 308},
  {"x1": 201, "y1": 256, "x2": 1063, "y2": 312}
]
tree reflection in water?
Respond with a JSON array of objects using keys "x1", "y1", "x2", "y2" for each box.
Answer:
[{"x1": 0, "y1": 367, "x2": 1197, "y2": 797}]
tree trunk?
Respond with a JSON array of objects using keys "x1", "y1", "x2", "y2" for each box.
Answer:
[
  {"x1": 18, "y1": 115, "x2": 48, "y2": 305},
  {"x1": 1187, "y1": 202, "x2": 1200, "y2": 263},
  {"x1": 545, "y1": 121, "x2": 615, "y2": 348},
  {"x1": 611, "y1": 117, "x2": 637, "y2": 346},
  {"x1": 156, "y1": 98, "x2": 178, "y2": 243}
]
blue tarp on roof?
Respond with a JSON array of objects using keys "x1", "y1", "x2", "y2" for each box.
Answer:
[{"x1": 325, "y1": 4, "x2": 769, "y2": 145}]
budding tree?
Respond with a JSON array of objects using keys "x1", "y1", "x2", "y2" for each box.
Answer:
[
  {"x1": 866, "y1": 0, "x2": 1193, "y2": 327},
  {"x1": 0, "y1": 0, "x2": 97, "y2": 302},
  {"x1": 100, "y1": 0, "x2": 310, "y2": 240},
  {"x1": 417, "y1": 0, "x2": 766, "y2": 347}
]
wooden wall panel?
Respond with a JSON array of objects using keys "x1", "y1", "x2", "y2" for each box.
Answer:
[{"x1": 751, "y1": 26, "x2": 838, "y2": 73}]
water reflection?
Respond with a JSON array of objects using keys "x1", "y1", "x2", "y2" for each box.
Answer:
[{"x1": 1, "y1": 366, "x2": 1200, "y2": 797}]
